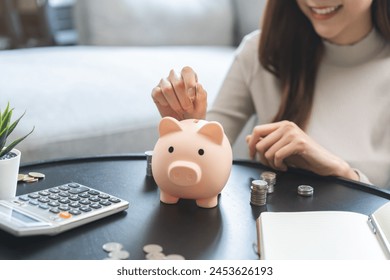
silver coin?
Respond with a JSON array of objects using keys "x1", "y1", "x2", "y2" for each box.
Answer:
[
  {"x1": 23, "y1": 176, "x2": 38, "y2": 183},
  {"x1": 297, "y1": 185, "x2": 314, "y2": 196},
  {"x1": 143, "y1": 244, "x2": 163, "y2": 254},
  {"x1": 145, "y1": 252, "x2": 166, "y2": 260},
  {"x1": 102, "y1": 242, "x2": 123, "y2": 252},
  {"x1": 251, "y1": 180, "x2": 268, "y2": 190},
  {"x1": 109, "y1": 250, "x2": 130, "y2": 260},
  {"x1": 18, "y1": 174, "x2": 27, "y2": 181},
  {"x1": 165, "y1": 254, "x2": 185, "y2": 260},
  {"x1": 28, "y1": 172, "x2": 45, "y2": 179}
]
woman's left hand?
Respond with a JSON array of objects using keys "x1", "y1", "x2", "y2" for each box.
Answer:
[{"x1": 246, "y1": 121, "x2": 359, "y2": 180}]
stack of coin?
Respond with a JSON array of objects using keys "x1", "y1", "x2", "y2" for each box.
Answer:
[
  {"x1": 297, "y1": 185, "x2": 314, "y2": 197},
  {"x1": 145, "y1": 151, "x2": 153, "y2": 177},
  {"x1": 143, "y1": 243, "x2": 185, "y2": 260},
  {"x1": 18, "y1": 172, "x2": 45, "y2": 183},
  {"x1": 250, "y1": 179, "x2": 268, "y2": 206},
  {"x1": 102, "y1": 242, "x2": 130, "y2": 260},
  {"x1": 260, "y1": 171, "x2": 276, "y2": 194}
]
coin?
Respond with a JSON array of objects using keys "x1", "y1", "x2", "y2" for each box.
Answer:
[
  {"x1": 23, "y1": 176, "x2": 38, "y2": 183},
  {"x1": 143, "y1": 244, "x2": 163, "y2": 254},
  {"x1": 297, "y1": 185, "x2": 314, "y2": 197},
  {"x1": 109, "y1": 250, "x2": 130, "y2": 260},
  {"x1": 102, "y1": 242, "x2": 123, "y2": 252},
  {"x1": 18, "y1": 174, "x2": 27, "y2": 181},
  {"x1": 28, "y1": 172, "x2": 45, "y2": 179},
  {"x1": 145, "y1": 252, "x2": 166, "y2": 260},
  {"x1": 165, "y1": 254, "x2": 185, "y2": 260}
]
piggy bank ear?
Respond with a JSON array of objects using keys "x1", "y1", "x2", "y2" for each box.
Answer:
[
  {"x1": 198, "y1": 121, "x2": 224, "y2": 145},
  {"x1": 159, "y1": 117, "x2": 183, "y2": 137}
]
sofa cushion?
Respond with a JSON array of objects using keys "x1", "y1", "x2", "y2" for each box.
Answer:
[
  {"x1": 1, "y1": 46, "x2": 235, "y2": 163},
  {"x1": 74, "y1": 0, "x2": 235, "y2": 46}
]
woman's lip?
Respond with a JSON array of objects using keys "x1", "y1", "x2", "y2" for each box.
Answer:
[{"x1": 309, "y1": 5, "x2": 342, "y2": 20}]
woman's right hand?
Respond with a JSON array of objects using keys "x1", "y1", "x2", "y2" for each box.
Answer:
[{"x1": 151, "y1": 66, "x2": 207, "y2": 120}]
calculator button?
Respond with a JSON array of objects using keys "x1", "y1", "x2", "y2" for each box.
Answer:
[
  {"x1": 38, "y1": 197, "x2": 50, "y2": 203},
  {"x1": 50, "y1": 208, "x2": 60, "y2": 214},
  {"x1": 38, "y1": 190, "x2": 50, "y2": 196},
  {"x1": 59, "y1": 212, "x2": 72, "y2": 219},
  {"x1": 29, "y1": 200, "x2": 39, "y2": 206},
  {"x1": 19, "y1": 196, "x2": 29, "y2": 202},
  {"x1": 48, "y1": 201, "x2": 60, "y2": 207},
  {"x1": 59, "y1": 192, "x2": 70, "y2": 197},
  {"x1": 79, "y1": 199, "x2": 91, "y2": 205},
  {"x1": 58, "y1": 185, "x2": 70, "y2": 191},
  {"x1": 88, "y1": 190, "x2": 100, "y2": 195},
  {"x1": 49, "y1": 188, "x2": 60, "y2": 193},
  {"x1": 28, "y1": 193, "x2": 40, "y2": 199},
  {"x1": 109, "y1": 198, "x2": 121, "y2": 203},
  {"x1": 69, "y1": 202, "x2": 81, "y2": 208},
  {"x1": 68, "y1": 183, "x2": 80, "y2": 188},
  {"x1": 98, "y1": 194, "x2": 110, "y2": 199},
  {"x1": 39, "y1": 204, "x2": 50, "y2": 210},
  {"x1": 69, "y1": 195, "x2": 80, "y2": 201},
  {"x1": 99, "y1": 201, "x2": 112, "y2": 206},
  {"x1": 69, "y1": 209, "x2": 82, "y2": 215},
  {"x1": 59, "y1": 198, "x2": 70, "y2": 204},
  {"x1": 59, "y1": 205, "x2": 70, "y2": 211},
  {"x1": 48, "y1": 194, "x2": 60, "y2": 200},
  {"x1": 89, "y1": 197, "x2": 101, "y2": 202},
  {"x1": 90, "y1": 203, "x2": 102, "y2": 209},
  {"x1": 80, "y1": 206, "x2": 92, "y2": 212},
  {"x1": 68, "y1": 186, "x2": 89, "y2": 194},
  {"x1": 78, "y1": 193, "x2": 90, "y2": 198}
]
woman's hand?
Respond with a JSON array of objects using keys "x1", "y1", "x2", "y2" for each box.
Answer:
[
  {"x1": 151, "y1": 66, "x2": 207, "y2": 120},
  {"x1": 246, "y1": 121, "x2": 359, "y2": 181}
]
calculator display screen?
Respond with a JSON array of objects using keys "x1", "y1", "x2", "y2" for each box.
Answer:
[{"x1": 0, "y1": 204, "x2": 41, "y2": 224}]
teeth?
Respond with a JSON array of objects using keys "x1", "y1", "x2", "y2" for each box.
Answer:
[{"x1": 311, "y1": 6, "x2": 339, "y2": 15}]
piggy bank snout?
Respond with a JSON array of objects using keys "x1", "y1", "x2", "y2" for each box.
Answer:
[{"x1": 168, "y1": 161, "x2": 201, "y2": 186}]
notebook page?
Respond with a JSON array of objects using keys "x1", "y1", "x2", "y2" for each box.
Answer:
[
  {"x1": 371, "y1": 201, "x2": 390, "y2": 257},
  {"x1": 259, "y1": 211, "x2": 387, "y2": 260}
]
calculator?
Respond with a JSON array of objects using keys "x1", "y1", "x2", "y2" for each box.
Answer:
[{"x1": 0, "y1": 182, "x2": 129, "y2": 236}]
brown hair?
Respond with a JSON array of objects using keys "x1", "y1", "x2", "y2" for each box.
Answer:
[{"x1": 259, "y1": 0, "x2": 390, "y2": 129}]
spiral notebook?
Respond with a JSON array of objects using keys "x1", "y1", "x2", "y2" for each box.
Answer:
[{"x1": 256, "y1": 201, "x2": 390, "y2": 260}]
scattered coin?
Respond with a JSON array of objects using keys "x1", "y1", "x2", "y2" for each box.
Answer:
[
  {"x1": 28, "y1": 172, "x2": 45, "y2": 179},
  {"x1": 108, "y1": 250, "x2": 130, "y2": 260},
  {"x1": 165, "y1": 254, "x2": 185, "y2": 260},
  {"x1": 143, "y1": 243, "x2": 185, "y2": 260},
  {"x1": 146, "y1": 252, "x2": 166, "y2": 260},
  {"x1": 103, "y1": 242, "x2": 123, "y2": 252},
  {"x1": 23, "y1": 176, "x2": 38, "y2": 183},
  {"x1": 143, "y1": 244, "x2": 163, "y2": 254},
  {"x1": 18, "y1": 174, "x2": 27, "y2": 181}
]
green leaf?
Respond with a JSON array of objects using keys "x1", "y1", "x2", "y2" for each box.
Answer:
[
  {"x1": 0, "y1": 126, "x2": 35, "y2": 158},
  {"x1": 7, "y1": 110, "x2": 26, "y2": 137},
  {"x1": 0, "y1": 107, "x2": 13, "y2": 133}
]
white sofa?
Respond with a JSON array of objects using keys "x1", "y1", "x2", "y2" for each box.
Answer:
[{"x1": 0, "y1": 0, "x2": 265, "y2": 164}]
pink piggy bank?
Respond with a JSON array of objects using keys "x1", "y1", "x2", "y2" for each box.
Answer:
[{"x1": 152, "y1": 117, "x2": 233, "y2": 208}]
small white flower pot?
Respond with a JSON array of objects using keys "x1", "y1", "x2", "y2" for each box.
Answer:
[{"x1": 0, "y1": 148, "x2": 21, "y2": 200}]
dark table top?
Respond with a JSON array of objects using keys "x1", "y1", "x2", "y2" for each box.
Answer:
[{"x1": 1, "y1": 154, "x2": 389, "y2": 260}]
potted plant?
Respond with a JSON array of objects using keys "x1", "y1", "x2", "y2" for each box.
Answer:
[{"x1": 0, "y1": 102, "x2": 34, "y2": 199}]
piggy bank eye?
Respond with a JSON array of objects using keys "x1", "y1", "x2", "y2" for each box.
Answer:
[
  {"x1": 198, "y1": 149, "x2": 204, "y2": 156},
  {"x1": 168, "y1": 146, "x2": 174, "y2": 153}
]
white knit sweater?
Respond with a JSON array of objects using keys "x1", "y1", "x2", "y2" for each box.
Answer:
[{"x1": 207, "y1": 29, "x2": 390, "y2": 188}]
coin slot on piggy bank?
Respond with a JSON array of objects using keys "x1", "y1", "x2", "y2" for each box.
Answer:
[{"x1": 152, "y1": 117, "x2": 233, "y2": 208}]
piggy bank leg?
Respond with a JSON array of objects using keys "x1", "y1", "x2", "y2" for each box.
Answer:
[
  {"x1": 160, "y1": 191, "x2": 180, "y2": 204},
  {"x1": 196, "y1": 196, "x2": 218, "y2": 208}
]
